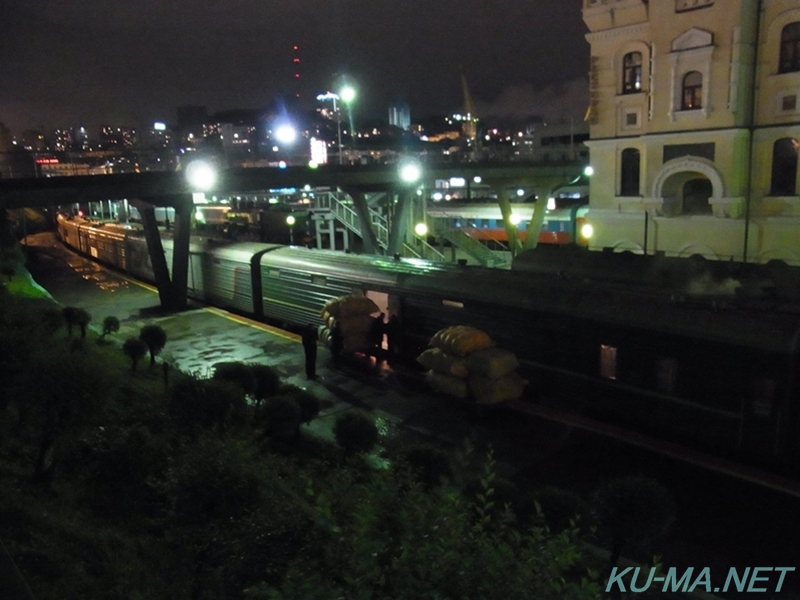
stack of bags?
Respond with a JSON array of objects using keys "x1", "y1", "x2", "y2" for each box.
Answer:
[
  {"x1": 418, "y1": 325, "x2": 526, "y2": 405},
  {"x1": 320, "y1": 295, "x2": 380, "y2": 352}
]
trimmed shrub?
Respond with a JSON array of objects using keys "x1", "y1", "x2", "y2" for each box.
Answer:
[
  {"x1": 333, "y1": 413, "x2": 378, "y2": 456},
  {"x1": 122, "y1": 337, "x2": 148, "y2": 372},
  {"x1": 139, "y1": 324, "x2": 168, "y2": 367},
  {"x1": 279, "y1": 385, "x2": 321, "y2": 424},
  {"x1": 213, "y1": 361, "x2": 257, "y2": 396},
  {"x1": 262, "y1": 396, "x2": 302, "y2": 442},
  {"x1": 101, "y1": 316, "x2": 120, "y2": 338}
]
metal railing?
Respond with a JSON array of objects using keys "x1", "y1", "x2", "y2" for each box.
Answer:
[{"x1": 434, "y1": 223, "x2": 509, "y2": 268}]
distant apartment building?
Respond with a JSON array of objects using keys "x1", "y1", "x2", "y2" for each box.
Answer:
[
  {"x1": 100, "y1": 126, "x2": 137, "y2": 149},
  {"x1": 512, "y1": 121, "x2": 590, "y2": 162},
  {"x1": 582, "y1": 0, "x2": 800, "y2": 263},
  {"x1": 388, "y1": 104, "x2": 411, "y2": 131}
]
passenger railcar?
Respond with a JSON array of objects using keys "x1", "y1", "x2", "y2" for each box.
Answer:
[
  {"x1": 56, "y1": 215, "x2": 800, "y2": 472},
  {"x1": 427, "y1": 203, "x2": 591, "y2": 245}
]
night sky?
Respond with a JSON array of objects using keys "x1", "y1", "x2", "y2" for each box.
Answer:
[{"x1": 1, "y1": 0, "x2": 589, "y2": 134}]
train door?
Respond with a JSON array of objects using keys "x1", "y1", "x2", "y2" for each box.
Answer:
[{"x1": 364, "y1": 290, "x2": 389, "y2": 350}]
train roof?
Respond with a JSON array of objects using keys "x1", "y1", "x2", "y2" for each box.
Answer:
[{"x1": 260, "y1": 246, "x2": 458, "y2": 286}]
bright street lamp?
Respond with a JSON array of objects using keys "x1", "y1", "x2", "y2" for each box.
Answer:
[
  {"x1": 286, "y1": 214, "x2": 296, "y2": 244},
  {"x1": 399, "y1": 161, "x2": 422, "y2": 184},
  {"x1": 414, "y1": 222, "x2": 428, "y2": 236},
  {"x1": 185, "y1": 160, "x2": 217, "y2": 191}
]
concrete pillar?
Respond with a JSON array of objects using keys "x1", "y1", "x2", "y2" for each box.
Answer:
[
  {"x1": 170, "y1": 196, "x2": 193, "y2": 310},
  {"x1": 345, "y1": 188, "x2": 379, "y2": 255},
  {"x1": 387, "y1": 189, "x2": 411, "y2": 256},
  {"x1": 492, "y1": 185, "x2": 524, "y2": 257},
  {"x1": 131, "y1": 199, "x2": 172, "y2": 308},
  {"x1": 327, "y1": 218, "x2": 335, "y2": 250}
]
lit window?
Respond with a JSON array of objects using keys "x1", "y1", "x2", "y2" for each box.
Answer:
[
  {"x1": 681, "y1": 71, "x2": 703, "y2": 110},
  {"x1": 600, "y1": 345, "x2": 617, "y2": 380},
  {"x1": 779, "y1": 22, "x2": 800, "y2": 74},
  {"x1": 622, "y1": 52, "x2": 643, "y2": 94}
]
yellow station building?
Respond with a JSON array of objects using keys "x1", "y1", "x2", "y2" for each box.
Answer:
[{"x1": 582, "y1": 0, "x2": 800, "y2": 263}]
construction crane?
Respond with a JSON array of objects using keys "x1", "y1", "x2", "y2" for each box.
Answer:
[{"x1": 460, "y1": 67, "x2": 479, "y2": 151}]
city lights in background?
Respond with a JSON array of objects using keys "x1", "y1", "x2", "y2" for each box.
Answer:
[{"x1": 310, "y1": 138, "x2": 327, "y2": 165}]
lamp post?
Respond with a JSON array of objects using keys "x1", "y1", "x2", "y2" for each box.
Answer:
[
  {"x1": 286, "y1": 214, "x2": 296, "y2": 245},
  {"x1": 317, "y1": 86, "x2": 356, "y2": 165}
]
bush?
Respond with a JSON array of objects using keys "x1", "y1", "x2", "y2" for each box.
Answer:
[
  {"x1": 122, "y1": 337, "x2": 147, "y2": 372},
  {"x1": 592, "y1": 476, "x2": 676, "y2": 567},
  {"x1": 213, "y1": 361, "x2": 257, "y2": 396},
  {"x1": 262, "y1": 396, "x2": 302, "y2": 442},
  {"x1": 168, "y1": 378, "x2": 248, "y2": 434},
  {"x1": 403, "y1": 445, "x2": 453, "y2": 487},
  {"x1": 333, "y1": 413, "x2": 379, "y2": 456},
  {"x1": 251, "y1": 364, "x2": 281, "y2": 404},
  {"x1": 167, "y1": 435, "x2": 262, "y2": 527},
  {"x1": 526, "y1": 486, "x2": 589, "y2": 533},
  {"x1": 279, "y1": 385, "x2": 321, "y2": 424}
]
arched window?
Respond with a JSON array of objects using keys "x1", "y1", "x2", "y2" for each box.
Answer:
[
  {"x1": 620, "y1": 148, "x2": 641, "y2": 196},
  {"x1": 622, "y1": 52, "x2": 643, "y2": 94},
  {"x1": 770, "y1": 138, "x2": 799, "y2": 196},
  {"x1": 779, "y1": 22, "x2": 800, "y2": 74},
  {"x1": 681, "y1": 71, "x2": 703, "y2": 110}
]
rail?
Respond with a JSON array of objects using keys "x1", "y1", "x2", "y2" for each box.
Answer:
[
  {"x1": 434, "y1": 223, "x2": 509, "y2": 268},
  {"x1": 316, "y1": 191, "x2": 389, "y2": 248}
]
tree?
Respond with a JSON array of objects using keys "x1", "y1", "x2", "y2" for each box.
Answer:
[
  {"x1": 139, "y1": 324, "x2": 167, "y2": 368},
  {"x1": 100, "y1": 315, "x2": 120, "y2": 339},
  {"x1": 75, "y1": 308, "x2": 92, "y2": 339},
  {"x1": 592, "y1": 476, "x2": 676, "y2": 571},
  {"x1": 333, "y1": 412, "x2": 379, "y2": 456},
  {"x1": 62, "y1": 306, "x2": 78, "y2": 337},
  {"x1": 122, "y1": 337, "x2": 148, "y2": 372}
]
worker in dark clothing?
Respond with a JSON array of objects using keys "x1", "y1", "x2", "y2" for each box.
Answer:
[
  {"x1": 301, "y1": 324, "x2": 318, "y2": 379},
  {"x1": 385, "y1": 314, "x2": 401, "y2": 359},
  {"x1": 369, "y1": 313, "x2": 386, "y2": 359}
]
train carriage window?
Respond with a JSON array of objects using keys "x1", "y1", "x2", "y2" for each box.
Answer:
[
  {"x1": 268, "y1": 269, "x2": 280, "y2": 277},
  {"x1": 752, "y1": 378, "x2": 776, "y2": 418},
  {"x1": 600, "y1": 344, "x2": 618, "y2": 380},
  {"x1": 311, "y1": 275, "x2": 326, "y2": 286},
  {"x1": 442, "y1": 299, "x2": 464, "y2": 308},
  {"x1": 656, "y1": 358, "x2": 678, "y2": 394}
]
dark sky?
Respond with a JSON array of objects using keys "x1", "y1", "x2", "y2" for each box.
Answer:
[{"x1": 0, "y1": 0, "x2": 589, "y2": 134}]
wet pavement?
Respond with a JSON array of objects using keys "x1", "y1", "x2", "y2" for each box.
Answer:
[{"x1": 20, "y1": 233, "x2": 800, "y2": 597}]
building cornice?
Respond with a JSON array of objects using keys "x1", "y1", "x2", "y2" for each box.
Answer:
[{"x1": 585, "y1": 21, "x2": 650, "y2": 44}]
